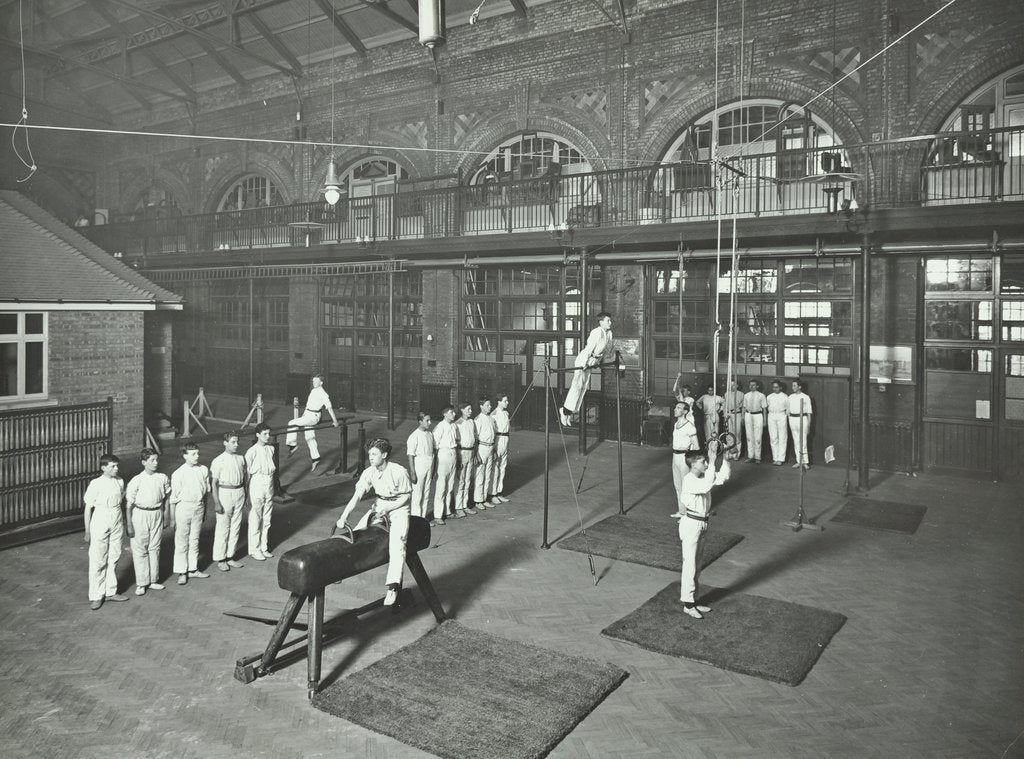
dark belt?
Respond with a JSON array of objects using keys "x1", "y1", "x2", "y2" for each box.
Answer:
[
  {"x1": 218, "y1": 483, "x2": 244, "y2": 489},
  {"x1": 459, "y1": 445, "x2": 476, "y2": 451},
  {"x1": 377, "y1": 493, "x2": 406, "y2": 501},
  {"x1": 478, "y1": 440, "x2": 494, "y2": 446},
  {"x1": 304, "y1": 408, "x2": 322, "y2": 414},
  {"x1": 672, "y1": 449, "x2": 689, "y2": 455},
  {"x1": 685, "y1": 511, "x2": 709, "y2": 522},
  {"x1": 789, "y1": 413, "x2": 809, "y2": 417},
  {"x1": 496, "y1": 432, "x2": 509, "y2": 436},
  {"x1": 132, "y1": 505, "x2": 163, "y2": 511}
]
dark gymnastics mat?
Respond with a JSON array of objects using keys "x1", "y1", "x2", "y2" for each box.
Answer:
[
  {"x1": 829, "y1": 496, "x2": 927, "y2": 535},
  {"x1": 557, "y1": 514, "x2": 743, "y2": 572},
  {"x1": 601, "y1": 583, "x2": 846, "y2": 686},
  {"x1": 312, "y1": 620, "x2": 628, "y2": 759}
]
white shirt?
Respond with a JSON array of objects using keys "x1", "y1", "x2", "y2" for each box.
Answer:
[
  {"x1": 170, "y1": 464, "x2": 210, "y2": 504},
  {"x1": 455, "y1": 418, "x2": 476, "y2": 449},
  {"x1": 787, "y1": 392, "x2": 812, "y2": 416},
  {"x1": 406, "y1": 428, "x2": 435, "y2": 459},
  {"x1": 126, "y1": 471, "x2": 170, "y2": 508},
  {"x1": 576, "y1": 326, "x2": 613, "y2": 368},
  {"x1": 432, "y1": 419, "x2": 458, "y2": 450},
  {"x1": 698, "y1": 394, "x2": 722, "y2": 416},
  {"x1": 304, "y1": 386, "x2": 332, "y2": 414},
  {"x1": 354, "y1": 461, "x2": 412, "y2": 509},
  {"x1": 672, "y1": 418, "x2": 699, "y2": 451},
  {"x1": 743, "y1": 390, "x2": 767, "y2": 413},
  {"x1": 767, "y1": 391, "x2": 789, "y2": 414},
  {"x1": 210, "y1": 452, "x2": 246, "y2": 487},
  {"x1": 245, "y1": 443, "x2": 277, "y2": 476},
  {"x1": 84, "y1": 476, "x2": 124, "y2": 511},
  {"x1": 678, "y1": 461, "x2": 731, "y2": 517},
  {"x1": 491, "y1": 408, "x2": 510, "y2": 434},
  {"x1": 724, "y1": 390, "x2": 744, "y2": 415},
  {"x1": 474, "y1": 412, "x2": 497, "y2": 445}
]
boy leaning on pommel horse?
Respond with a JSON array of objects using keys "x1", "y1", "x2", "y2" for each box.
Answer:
[{"x1": 334, "y1": 438, "x2": 413, "y2": 606}]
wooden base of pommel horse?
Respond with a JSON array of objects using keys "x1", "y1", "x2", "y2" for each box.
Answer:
[{"x1": 233, "y1": 516, "x2": 446, "y2": 699}]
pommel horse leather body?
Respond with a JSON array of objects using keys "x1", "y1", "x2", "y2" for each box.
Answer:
[{"x1": 235, "y1": 516, "x2": 446, "y2": 699}]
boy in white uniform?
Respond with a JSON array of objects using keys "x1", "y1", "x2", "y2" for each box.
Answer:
[
  {"x1": 406, "y1": 412, "x2": 436, "y2": 519},
  {"x1": 742, "y1": 380, "x2": 767, "y2": 463},
  {"x1": 696, "y1": 384, "x2": 723, "y2": 448},
  {"x1": 560, "y1": 312, "x2": 614, "y2": 426},
  {"x1": 673, "y1": 441, "x2": 731, "y2": 619},
  {"x1": 286, "y1": 374, "x2": 340, "y2": 471},
  {"x1": 125, "y1": 448, "x2": 170, "y2": 595},
  {"x1": 431, "y1": 406, "x2": 459, "y2": 525},
  {"x1": 453, "y1": 402, "x2": 477, "y2": 518},
  {"x1": 671, "y1": 401, "x2": 700, "y2": 500},
  {"x1": 722, "y1": 380, "x2": 745, "y2": 460},
  {"x1": 211, "y1": 431, "x2": 247, "y2": 572},
  {"x1": 170, "y1": 443, "x2": 211, "y2": 585},
  {"x1": 336, "y1": 438, "x2": 413, "y2": 606},
  {"x1": 245, "y1": 422, "x2": 277, "y2": 560},
  {"x1": 766, "y1": 380, "x2": 790, "y2": 466},
  {"x1": 788, "y1": 380, "x2": 813, "y2": 469},
  {"x1": 491, "y1": 393, "x2": 512, "y2": 502},
  {"x1": 473, "y1": 397, "x2": 499, "y2": 508},
  {"x1": 83, "y1": 454, "x2": 130, "y2": 610}
]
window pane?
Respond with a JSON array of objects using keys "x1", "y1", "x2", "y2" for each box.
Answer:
[
  {"x1": 783, "y1": 301, "x2": 853, "y2": 337},
  {"x1": 1002, "y1": 257, "x2": 1024, "y2": 294},
  {"x1": 718, "y1": 261, "x2": 777, "y2": 293},
  {"x1": 0, "y1": 314, "x2": 16, "y2": 334},
  {"x1": 925, "y1": 301, "x2": 994, "y2": 340},
  {"x1": 924, "y1": 257, "x2": 992, "y2": 292},
  {"x1": 925, "y1": 347, "x2": 993, "y2": 372},
  {"x1": 25, "y1": 313, "x2": 43, "y2": 334},
  {"x1": 0, "y1": 343, "x2": 16, "y2": 395},
  {"x1": 25, "y1": 341, "x2": 43, "y2": 394}
]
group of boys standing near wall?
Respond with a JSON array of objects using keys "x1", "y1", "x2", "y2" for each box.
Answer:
[
  {"x1": 407, "y1": 393, "x2": 513, "y2": 526},
  {"x1": 83, "y1": 424, "x2": 281, "y2": 611}
]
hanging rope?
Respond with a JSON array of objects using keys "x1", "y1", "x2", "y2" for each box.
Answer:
[{"x1": 12, "y1": 0, "x2": 36, "y2": 182}]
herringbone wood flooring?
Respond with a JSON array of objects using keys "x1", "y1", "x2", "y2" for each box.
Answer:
[{"x1": 1, "y1": 418, "x2": 1021, "y2": 759}]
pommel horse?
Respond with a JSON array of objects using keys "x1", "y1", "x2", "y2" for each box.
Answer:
[{"x1": 234, "y1": 516, "x2": 446, "y2": 699}]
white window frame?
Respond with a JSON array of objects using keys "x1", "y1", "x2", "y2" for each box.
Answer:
[{"x1": 0, "y1": 312, "x2": 48, "y2": 402}]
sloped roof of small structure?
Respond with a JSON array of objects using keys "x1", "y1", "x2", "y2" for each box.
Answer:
[{"x1": 0, "y1": 191, "x2": 183, "y2": 309}]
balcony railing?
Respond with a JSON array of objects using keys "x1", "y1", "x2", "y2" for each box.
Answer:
[{"x1": 85, "y1": 126, "x2": 1024, "y2": 258}]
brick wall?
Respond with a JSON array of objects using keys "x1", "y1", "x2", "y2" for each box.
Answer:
[
  {"x1": 421, "y1": 270, "x2": 458, "y2": 387},
  {"x1": 48, "y1": 310, "x2": 146, "y2": 457}
]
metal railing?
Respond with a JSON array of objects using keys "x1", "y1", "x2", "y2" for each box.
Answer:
[
  {"x1": 84, "y1": 126, "x2": 1024, "y2": 259},
  {"x1": 0, "y1": 398, "x2": 113, "y2": 530}
]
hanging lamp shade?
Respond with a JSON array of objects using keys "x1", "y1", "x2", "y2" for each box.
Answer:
[
  {"x1": 418, "y1": 0, "x2": 446, "y2": 49},
  {"x1": 323, "y1": 160, "x2": 342, "y2": 206}
]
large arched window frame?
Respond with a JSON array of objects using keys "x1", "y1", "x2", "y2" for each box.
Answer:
[
  {"x1": 217, "y1": 174, "x2": 285, "y2": 211},
  {"x1": 470, "y1": 132, "x2": 589, "y2": 185},
  {"x1": 341, "y1": 157, "x2": 409, "y2": 198}
]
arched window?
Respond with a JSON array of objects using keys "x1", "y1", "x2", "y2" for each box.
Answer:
[
  {"x1": 341, "y1": 157, "x2": 409, "y2": 198},
  {"x1": 470, "y1": 132, "x2": 589, "y2": 185},
  {"x1": 661, "y1": 100, "x2": 845, "y2": 184},
  {"x1": 217, "y1": 174, "x2": 285, "y2": 212}
]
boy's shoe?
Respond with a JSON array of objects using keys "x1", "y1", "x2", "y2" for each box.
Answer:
[
  {"x1": 682, "y1": 605, "x2": 704, "y2": 619},
  {"x1": 429, "y1": 519, "x2": 446, "y2": 527},
  {"x1": 90, "y1": 599, "x2": 103, "y2": 610},
  {"x1": 149, "y1": 583, "x2": 165, "y2": 590},
  {"x1": 383, "y1": 584, "x2": 400, "y2": 606},
  {"x1": 250, "y1": 551, "x2": 266, "y2": 561},
  {"x1": 227, "y1": 560, "x2": 245, "y2": 569},
  {"x1": 190, "y1": 570, "x2": 210, "y2": 579},
  {"x1": 695, "y1": 604, "x2": 711, "y2": 613},
  {"x1": 261, "y1": 550, "x2": 274, "y2": 558},
  {"x1": 217, "y1": 561, "x2": 230, "y2": 572},
  {"x1": 105, "y1": 594, "x2": 129, "y2": 602},
  {"x1": 497, "y1": 495, "x2": 510, "y2": 503},
  {"x1": 177, "y1": 574, "x2": 188, "y2": 585},
  {"x1": 464, "y1": 506, "x2": 477, "y2": 515},
  {"x1": 135, "y1": 586, "x2": 147, "y2": 596}
]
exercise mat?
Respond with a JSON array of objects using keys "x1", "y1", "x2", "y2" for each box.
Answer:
[
  {"x1": 829, "y1": 497, "x2": 927, "y2": 535},
  {"x1": 312, "y1": 620, "x2": 628, "y2": 759},
  {"x1": 602, "y1": 583, "x2": 846, "y2": 686},
  {"x1": 558, "y1": 514, "x2": 743, "y2": 572}
]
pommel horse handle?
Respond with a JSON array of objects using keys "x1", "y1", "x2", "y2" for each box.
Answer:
[{"x1": 234, "y1": 516, "x2": 446, "y2": 699}]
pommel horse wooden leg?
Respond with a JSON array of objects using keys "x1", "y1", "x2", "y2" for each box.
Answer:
[
  {"x1": 406, "y1": 553, "x2": 447, "y2": 624},
  {"x1": 307, "y1": 589, "x2": 325, "y2": 700}
]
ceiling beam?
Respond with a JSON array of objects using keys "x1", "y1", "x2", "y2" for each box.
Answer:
[
  {"x1": 101, "y1": 0, "x2": 301, "y2": 77},
  {"x1": 0, "y1": 37, "x2": 195, "y2": 105},
  {"x1": 194, "y1": 36, "x2": 248, "y2": 85},
  {"x1": 404, "y1": 0, "x2": 418, "y2": 13},
  {"x1": 92, "y1": 2, "x2": 198, "y2": 101},
  {"x1": 245, "y1": 10, "x2": 306, "y2": 70},
  {"x1": 355, "y1": 1, "x2": 417, "y2": 35},
  {"x1": 509, "y1": 0, "x2": 528, "y2": 17},
  {"x1": 313, "y1": 0, "x2": 368, "y2": 56}
]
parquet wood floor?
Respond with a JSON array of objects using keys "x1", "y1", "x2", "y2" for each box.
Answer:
[{"x1": 1, "y1": 417, "x2": 1021, "y2": 759}]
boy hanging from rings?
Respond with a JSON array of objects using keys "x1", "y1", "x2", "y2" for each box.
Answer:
[{"x1": 335, "y1": 438, "x2": 413, "y2": 606}]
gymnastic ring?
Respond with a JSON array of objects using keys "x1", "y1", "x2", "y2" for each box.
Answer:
[
  {"x1": 716, "y1": 431, "x2": 738, "y2": 451},
  {"x1": 329, "y1": 523, "x2": 354, "y2": 544}
]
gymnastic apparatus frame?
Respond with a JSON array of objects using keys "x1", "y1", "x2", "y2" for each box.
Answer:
[{"x1": 540, "y1": 349, "x2": 627, "y2": 550}]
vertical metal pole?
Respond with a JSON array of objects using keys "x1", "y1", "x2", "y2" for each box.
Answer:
[
  {"x1": 306, "y1": 589, "x2": 324, "y2": 700},
  {"x1": 106, "y1": 396, "x2": 114, "y2": 453},
  {"x1": 616, "y1": 352, "x2": 624, "y2": 515},
  {"x1": 542, "y1": 349, "x2": 551, "y2": 549},
  {"x1": 858, "y1": 232, "x2": 872, "y2": 492},
  {"x1": 578, "y1": 249, "x2": 588, "y2": 455},
  {"x1": 248, "y1": 273, "x2": 255, "y2": 404},
  {"x1": 357, "y1": 424, "x2": 367, "y2": 471},
  {"x1": 388, "y1": 266, "x2": 395, "y2": 430},
  {"x1": 340, "y1": 420, "x2": 349, "y2": 472}
]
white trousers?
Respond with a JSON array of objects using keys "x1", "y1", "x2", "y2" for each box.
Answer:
[
  {"x1": 129, "y1": 508, "x2": 163, "y2": 587},
  {"x1": 473, "y1": 443, "x2": 495, "y2": 503},
  {"x1": 89, "y1": 506, "x2": 124, "y2": 601},
  {"x1": 563, "y1": 363, "x2": 593, "y2": 414},
  {"x1": 493, "y1": 435, "x2": 509, "y2": 494},
  {"x1": 213, "y1": 487, "x2": 246, "y2": 561},
  {"x1": 285, "y1": 410, "x2": 321, "y2": 461},
  {"x1": 410, "y1": 456, "x2": 435, "y2": 519},
  {"x1": 703, "y1": 414, "x2": 719, "y2": 447},
  {"x1": 355, "y1": 506, "x2": 410, "y2": 587},
  {"x1": 248, "y1": 474, "x2": 274, "y2": 554},
  {"x1": 455, "y1": 450, "x2": 475, "y2": 511},
  {"x1": 725, "y1": 412, "x2": 743, "y2": 459},
  {"x1": 172, "y1": 500, "x2": 204, "y2": 574},
  {"x1": 433, "y1": 449, "x2": 457, "y2": 518},
  {"x1": 768, "y1": 412, "x2": 789, "y2": 463},
  {"x1": 789, "y1": 415, "x2": 811, "y2": 465},
  {"x1": 671, "y1": 452, "x2": 690, "y2": 502},
  {"x1": 744, "y1": 412, "x2": 765, "y2": 461},
  {"x1": 678, "y1": 516, "x2": 708, "y2": 603}
]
